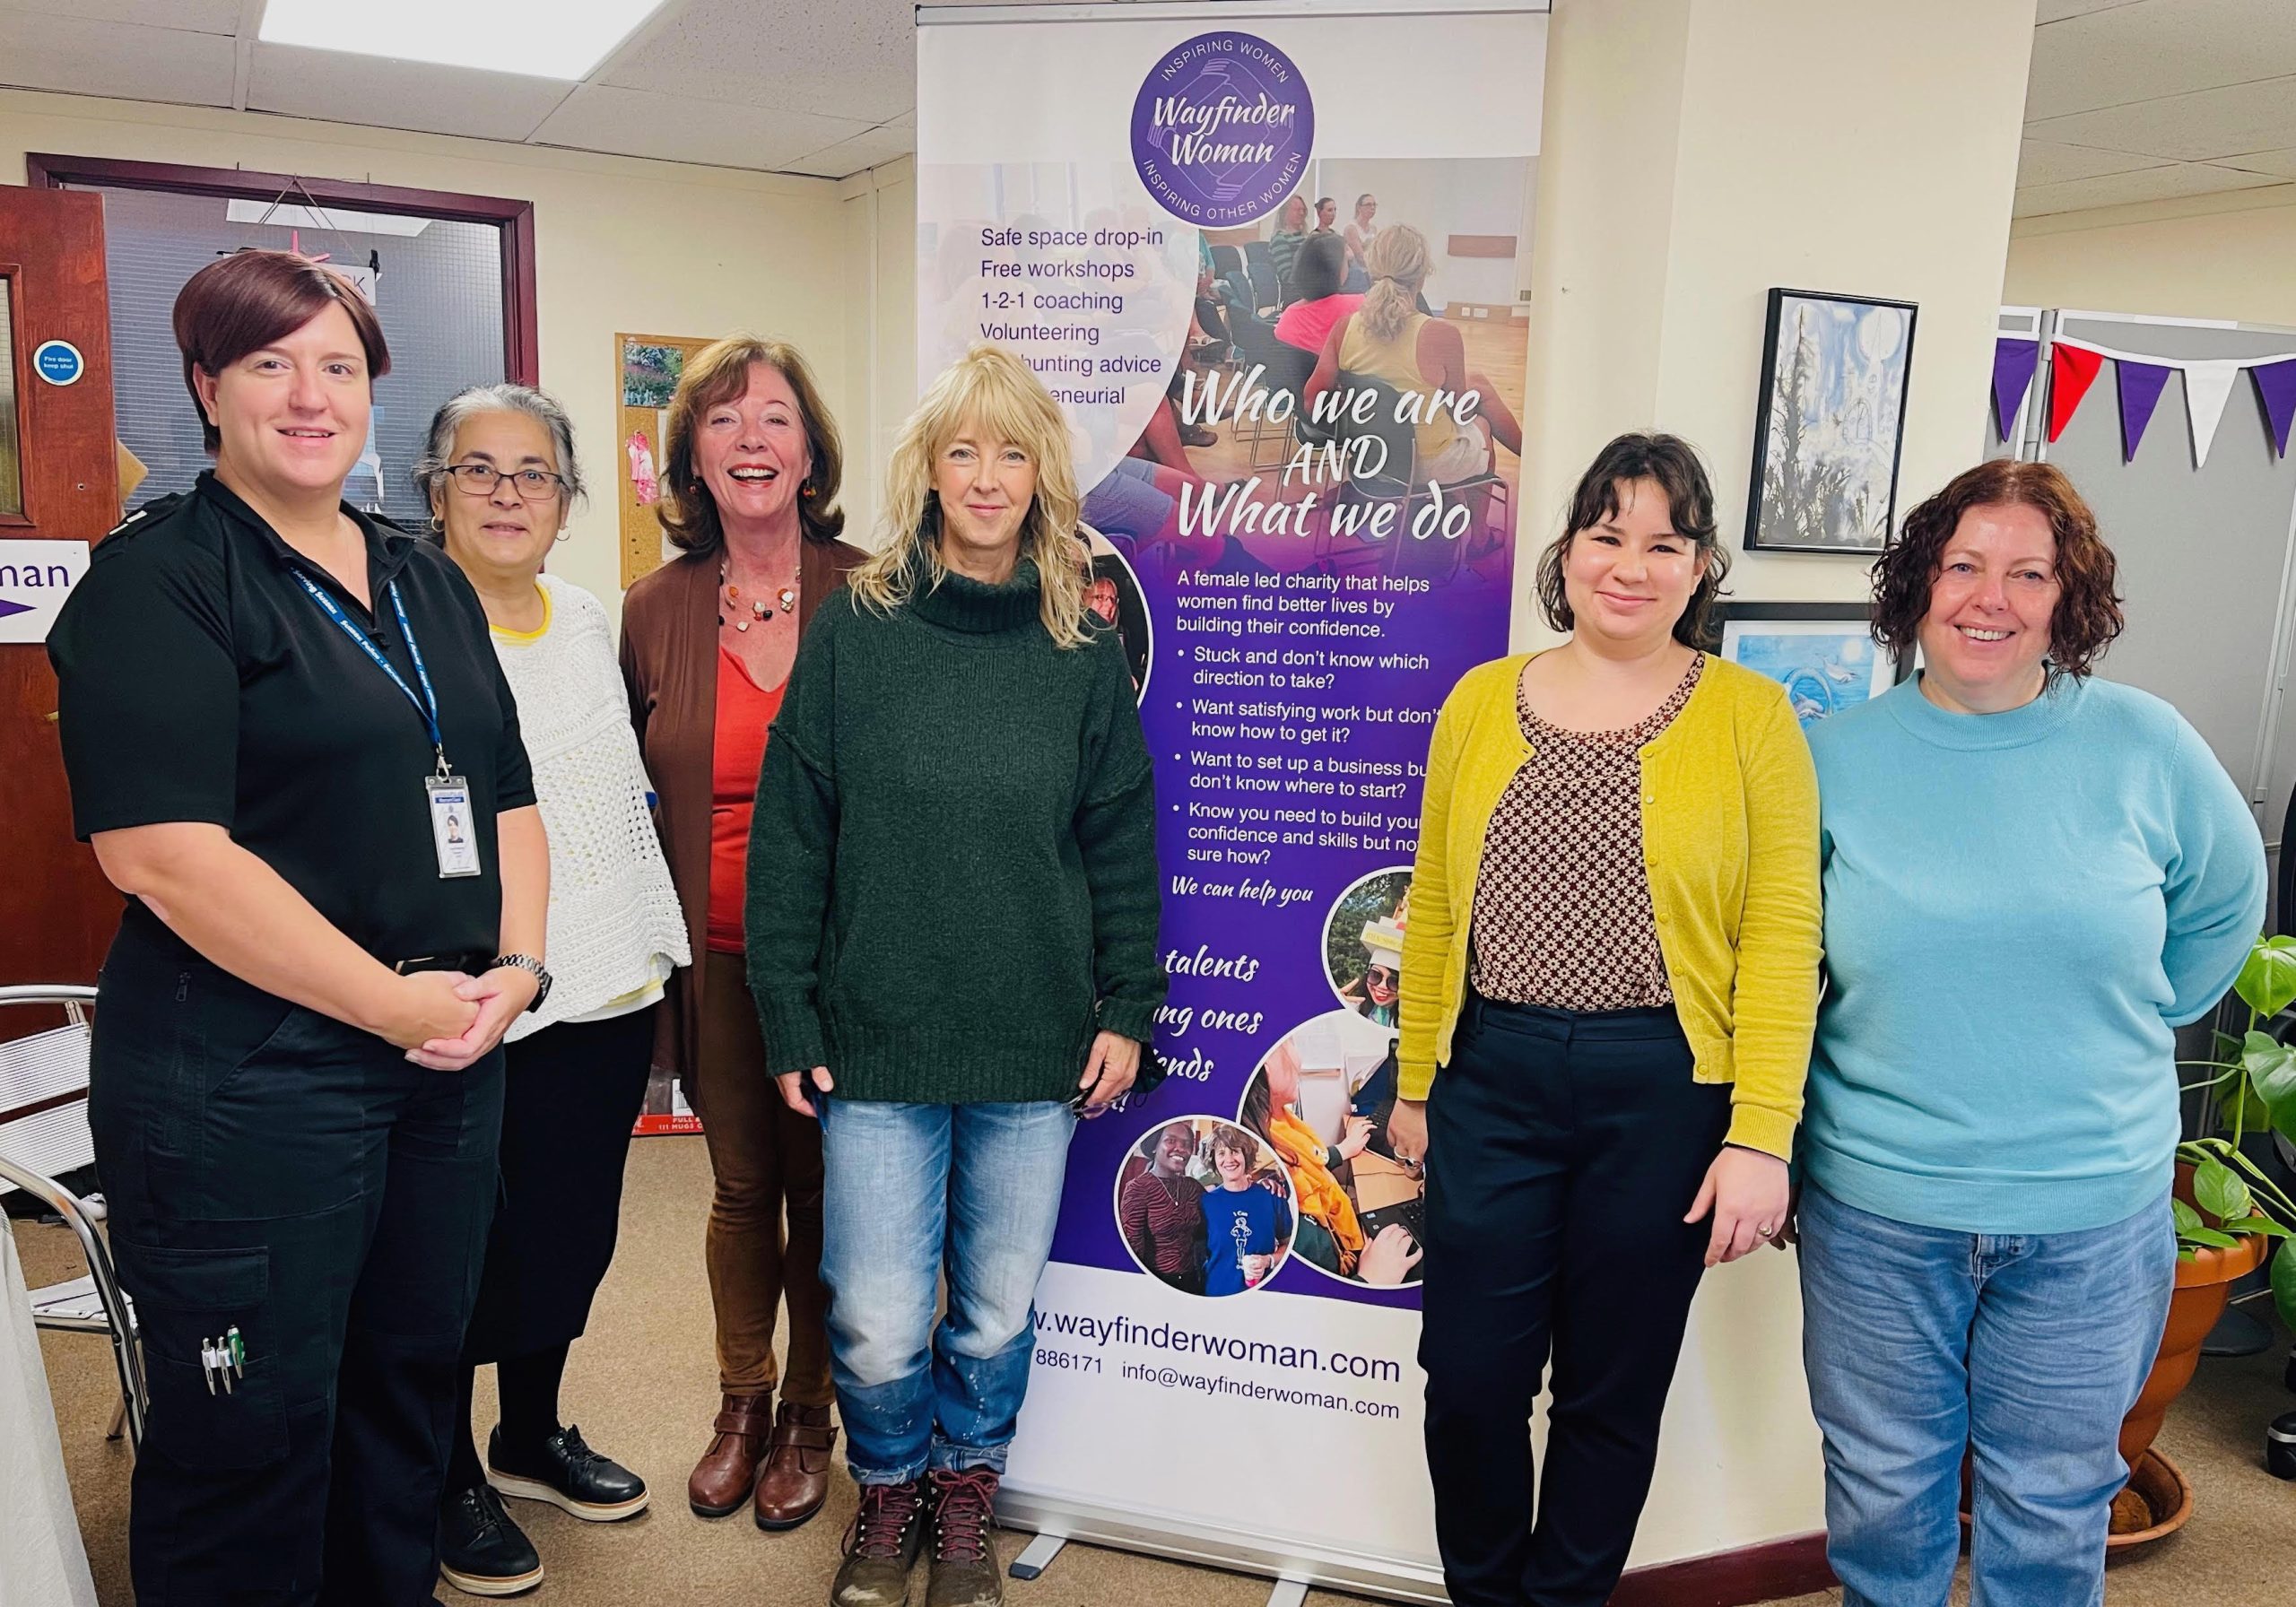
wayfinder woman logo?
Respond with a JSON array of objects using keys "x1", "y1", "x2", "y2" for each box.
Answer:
[{"x1": 1131, "y1": 31, "x2": 1314, "y2": 228}]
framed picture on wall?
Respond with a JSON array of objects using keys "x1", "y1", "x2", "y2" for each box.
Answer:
[
  {"x1": 1708, "y1": 601, "x2": 1909, "y2": 728},
  {"x1": 1744, "y1": 288, "x2": 1917, "y2": 554},
  {"x1": 616, "y1": 332, "x2": 717, "y2": 590}
]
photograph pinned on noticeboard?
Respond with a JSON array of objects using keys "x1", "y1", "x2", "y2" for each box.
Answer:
[
  {"x1": 1708, "y1": 601, "x2": 1913, "y2": 728},
  {"x1": 1744, "y1": 289, "x2": 1917, "y2": 555},
  {"x1": 616, "y1": 334, "x2": 717, "y2": 589}
]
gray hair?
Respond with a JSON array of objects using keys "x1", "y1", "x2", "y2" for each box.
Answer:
[{"x1": 413, "y1": 383, "x2": 587, "y2": 521}]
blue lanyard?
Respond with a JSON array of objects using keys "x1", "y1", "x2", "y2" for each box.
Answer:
[{"x1": 292, "y1": 572, "x2": 451, "y2": 773}]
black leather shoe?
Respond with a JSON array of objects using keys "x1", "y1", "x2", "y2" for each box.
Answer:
[
  {"x1": 488, "y1": 1423, "x2": 650, "y2": 1522},
  {"x1": 439, "y1": 1485, "x2": 544, "y2": 1597}
]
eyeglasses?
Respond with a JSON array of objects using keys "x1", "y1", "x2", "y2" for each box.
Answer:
[
  {"x1": 445, "y1": 464, "x2": 567, "y2": 500},
  {"x1": 1366, "y1": 966, "x2": 1398, "y2": 987}
]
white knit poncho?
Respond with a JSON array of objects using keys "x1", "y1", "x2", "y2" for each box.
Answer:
[{"x1": 492, "y1": 573, "x2": 690, "y2": 1041}]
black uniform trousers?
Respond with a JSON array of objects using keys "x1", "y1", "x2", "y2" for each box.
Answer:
[
  {"x1": 90, "y1": 924, "x2": 502, "y2": 1606},
  {"x1": 1419, "y1": 992, "x2": 1730, "y2": 1607}
]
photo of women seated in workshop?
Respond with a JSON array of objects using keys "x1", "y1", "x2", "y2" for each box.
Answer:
[
  {"x1": 1239, "y1": 1009, "x2": 1424, "y2": 1290},
  {"x1": 1115, "y1": 1118, "x2": 1297, "y2": 1298}
]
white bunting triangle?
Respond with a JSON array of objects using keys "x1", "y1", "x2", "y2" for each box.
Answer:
[{"x1": 2184, "y1": 360, "x2": 2240, "y2": 467}]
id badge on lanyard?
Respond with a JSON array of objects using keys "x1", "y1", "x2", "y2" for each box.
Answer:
[{"x1": 295, "y1": 571, "x2": 483, "y2": 880}]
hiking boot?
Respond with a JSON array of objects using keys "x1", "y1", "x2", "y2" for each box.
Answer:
[
  {"x1": 831, "y1": 1477, "x2": 927, "y2": 1607},
  {"x1": 925, "y1": 1468, "x2": 1003, "y2": 1607}
]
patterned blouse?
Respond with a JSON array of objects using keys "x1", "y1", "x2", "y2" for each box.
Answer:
[{"x1": 1467, "y1": 656, "x2": 1705, "y2": 1011}]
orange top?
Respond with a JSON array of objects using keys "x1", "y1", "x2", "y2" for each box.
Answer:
[{"x1": 707, "y1": 647, "x2": 786, "y2": 955}]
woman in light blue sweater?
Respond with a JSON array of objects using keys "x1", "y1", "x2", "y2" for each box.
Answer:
[{"x1": 1797, "y1": 459, "x2": 2265, "y2": 1607}]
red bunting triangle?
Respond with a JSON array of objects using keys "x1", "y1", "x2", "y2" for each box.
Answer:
[{"x1": 2048, "y1": 343, "x2": 2105, "y2": 442}]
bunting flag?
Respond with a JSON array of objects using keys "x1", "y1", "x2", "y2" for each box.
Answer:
[
  {"x1": 1993, "y1": 337, "x2": 2039, "y2": 442},
  {"x1": 2048, "y1": 343, "x2": 2105, "y2": 443},
  {"x1": 2255, "y1": 360, "x2": 2296, "y2": 458},
  {"x1": 2115, "y1": 360, "x2": 2172, "y2": 462},
  {"x1": 2184, "y1": 360, "x2": 2240, "y2": 468}
]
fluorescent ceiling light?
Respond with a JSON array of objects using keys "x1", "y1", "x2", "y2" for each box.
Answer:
[
  {"x1": 258, "y1": 0, "x2": 666, "y2": 83},
  {"x1": 224, "y1": 201, "x2": 435, "y2": 237}
]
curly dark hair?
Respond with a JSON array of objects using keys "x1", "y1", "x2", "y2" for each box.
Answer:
[
  {"x1": 1535, "y1": 433, "x2": 1730, "y2": 649},
  {"x1": 1871, "y1": 459, "x2": 2122, "y2": 679}
]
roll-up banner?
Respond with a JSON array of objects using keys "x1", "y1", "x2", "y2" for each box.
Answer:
[{"x1": 918, "y1": 4, "x2": 1547, "y2": 1598}]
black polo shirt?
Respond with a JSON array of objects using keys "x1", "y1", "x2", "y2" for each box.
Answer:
[{"x1": 49, "y1": 472, "x2": 535, "y2": 965}]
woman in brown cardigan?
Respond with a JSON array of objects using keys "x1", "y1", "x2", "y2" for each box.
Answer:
[{"x1": 619, "y1": 336, "x2": 866, "y2": 1534}]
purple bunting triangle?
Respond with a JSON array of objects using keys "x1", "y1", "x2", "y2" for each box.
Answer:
[
  {"x1": 2115, "y1": 360, "x2": 2172, "y2": 462},
  {"x1": 2255, "y1": 360, "x2": 2296, "y2": 458},
  {"x1": 1993, "y1": 338, "x2": 2039, "y2": 442}
]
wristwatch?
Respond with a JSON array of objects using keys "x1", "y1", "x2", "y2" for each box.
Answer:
[{"x1": 492, "y1": 953, "x2": 552, "y2": 1012}]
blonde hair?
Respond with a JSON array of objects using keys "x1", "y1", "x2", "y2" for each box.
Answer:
[
  {"x1": 657, "y1": 335, "x2": 845, "y2": 555},
  {"x1": 849, "y1": 344, "x2": 1091, "y2": 647},
  {"x1": 1360, "y1": 225, "x2": 1431, "y2": 343}
]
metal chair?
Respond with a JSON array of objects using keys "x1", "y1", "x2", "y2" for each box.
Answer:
[
  {"x1": 1327, "y1": 370, "x2": 1507, "y2": 586},
  {"x1": 1, "y1": 984, "x2": 144, "y2": 1449}
]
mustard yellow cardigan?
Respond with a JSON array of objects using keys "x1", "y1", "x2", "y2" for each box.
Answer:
[{"x1": 1396, "y1": 653, "x2": 1822, "y2": 1159}]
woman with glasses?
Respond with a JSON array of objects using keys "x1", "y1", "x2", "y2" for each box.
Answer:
[{"x1": 415, "y1": 386, "x2": 690, "y2": 1594}]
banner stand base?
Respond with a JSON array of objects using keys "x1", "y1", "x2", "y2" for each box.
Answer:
[{"x1": 994, "y1": 1489, "x2": 1448, "y2": 1604}]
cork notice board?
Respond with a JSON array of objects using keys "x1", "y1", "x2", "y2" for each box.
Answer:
[{"x1": 617, "y1": 333, "x2": 713, "y2": 589}]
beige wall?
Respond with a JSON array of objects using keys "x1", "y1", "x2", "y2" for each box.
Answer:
[
  {"x1": 2005, "y1": 187, "x2": 2296, "y2": 330},
  {"x1": 1519, "y1": 0, "x2": 2036, "y2": 645},
  {"x1": 0, "y1": 88, "x2": 857, "y2": 621}
]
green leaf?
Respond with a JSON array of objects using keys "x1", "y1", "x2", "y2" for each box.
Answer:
[
  {"x1": 2243, "y1": 1031, "x2": 2296, "y2": 1135},
  {"x1": 2192, "y1": 1154, "x2": 2251, "y2": 1224},
  {"x1": 2236, "y1": 934, "x2": 2296, "y2": 1019},
  {"x1": 2274, "y1": 1241, "x2": 2296, "y2": 1333},
  {"x1": 2217, "y1": 1215, "x2": 2294, "y2": 1238},
  {"x1": 2171, "y1": 1198, "x2": 2205, "y2": 1238},
  {"x1": 2182, "y1": 1226, "x2": 2240, "y2": 1249}
]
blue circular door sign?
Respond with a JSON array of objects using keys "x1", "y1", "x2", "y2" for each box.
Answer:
[{"x1": 33, "y1": 340, "x2": 84, "y2": 386}]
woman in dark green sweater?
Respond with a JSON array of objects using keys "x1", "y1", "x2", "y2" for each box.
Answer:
[{"x1": 745, "y1": 343, "x2": 1164, "y2": 1607}]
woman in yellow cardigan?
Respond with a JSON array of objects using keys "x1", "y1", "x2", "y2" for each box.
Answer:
[{"x1": 1391, "y1": 432, "x2": 1820, "y2": 1607}]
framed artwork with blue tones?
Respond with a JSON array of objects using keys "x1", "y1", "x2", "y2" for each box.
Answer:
[
  {"x1": 1709, "y1": 602, "x2": 1909, "y2": 727},
  {"x1": 1745, "y1": 288, "x2": 1917, "y2": 554}
]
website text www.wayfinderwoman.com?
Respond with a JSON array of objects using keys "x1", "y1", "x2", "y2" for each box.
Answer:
[{"x1": 1035, "y1": 1307, "x2": 1405, "y2": 1420}]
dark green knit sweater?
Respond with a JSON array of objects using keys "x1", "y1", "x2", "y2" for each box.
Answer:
[{"x1": 744, "y1": 558, "x2": 1166, "y2": 1103}]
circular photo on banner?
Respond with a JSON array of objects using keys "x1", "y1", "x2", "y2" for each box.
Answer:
[
  {"x1": 1325, "y1": 866, "x2": 1413, "y2": 1025},
  {"x1": 1239, "y1": 1009, "x2": 1423, "y2": 1290},
  {"x1": 1076, "y1": 528, "x2": 1153, "y2": 703},
  {"x1": 1114, "y1": 1116, "x2": 1296, "y2": 1298}
]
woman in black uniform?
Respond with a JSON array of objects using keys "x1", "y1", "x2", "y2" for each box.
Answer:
[{"x1": 48, "y1": 249, "x2": 550, "y2": 1605}]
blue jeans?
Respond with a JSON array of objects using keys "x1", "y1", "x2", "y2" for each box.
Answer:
[
  {"x1": 1797, "y1": 1182, "x2": 2175, "y2": 1607},
  {"x1": 817, "y1": 1098, "x2": 1076, "y2": 1483}
]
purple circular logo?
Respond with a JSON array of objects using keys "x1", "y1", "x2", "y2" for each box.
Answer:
[{"x1": 1131, "y1": 31, "x2": 1314, "y2": 228}]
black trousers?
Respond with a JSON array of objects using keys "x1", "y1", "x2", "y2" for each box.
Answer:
[
  {"x1": 1419, "y1": 994, "x2": 1729, "y2": 1607},
  {"x1": 461, "y1": 1007, "x2": 654, "y2": 1362},
  {"x1": 89, "y1": 921, "x2": 502, "y2": 1606}
]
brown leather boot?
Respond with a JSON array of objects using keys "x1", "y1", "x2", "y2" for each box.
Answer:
[
  {"x1": 687, "y1": 1391, "x2": 772, "y2": 1517},
  {"x1": 752, "y1": 1401, "x2": 838, "y2": 1531}
]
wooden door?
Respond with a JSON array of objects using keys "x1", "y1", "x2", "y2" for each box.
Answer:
[{"x1": 0, "y1": 187, "x2": 120, "y2": 994}]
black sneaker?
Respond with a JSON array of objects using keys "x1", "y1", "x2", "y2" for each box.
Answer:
[
  {"x1": 439, "y1": 1485, "x2": 543, "y2": 1598},
  {"x1": 487, "y1": 1423, "x2": 649, "y2": 1522}
]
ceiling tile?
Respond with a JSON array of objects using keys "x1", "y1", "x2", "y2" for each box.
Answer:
[
  {"x1": 778, "y1": 124, "x2": 917, "y2": 179},
  {"x1": 2025, "y1": 75, "x2": 2296, "y2": 161},
  {"x1": 247, "y1": 42, "x2": 577, "y2": 144},
  {"x1": 2035, "y1": 0, "x2": 2152, "y2": 22},
  {"x1": 530, "y1": 83, "x2": 874, "y2": 172},
  {"x1": 2017, "y1": 137, "x2": 2170, "y2": 186},
  {"x1": 2013, "y1": 160, "x2": 2290, "y2": 216},
  {"x1": 2219, "y1": 145, "x2": 2296, "y2": 176},
  {"x1": 0, "y1": 1, "x2": 242, "y2": 29},
  {"x1": 2025, "y1": 0, "x2": 2296, "y2": 121},
  {"x1": 598, "y1": 0, "x2": 913, "y2": 124},
  {"x1": 0, "y1": 10, "x2": 235, "y2": 105}
]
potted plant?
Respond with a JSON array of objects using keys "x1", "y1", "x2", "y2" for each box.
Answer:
[{"x1": 2112, "y1": 934, "x2": 2296, "y2": 1542}]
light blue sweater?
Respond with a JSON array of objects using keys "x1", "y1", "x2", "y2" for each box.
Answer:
[{"x1": 1805, "y1": 674, "x2": 2265, "y2": 1235}]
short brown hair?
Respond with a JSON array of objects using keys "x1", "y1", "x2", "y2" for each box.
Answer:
[
  {"x1": 1871, "y1": 460, "x2": 2122, "y2": 679},
  {"x1": 1536, "y1": 433, "x2": 1730, "y2": 649},
  {"x1": 657, "y1": 336, "x2": 846, "y2": 555},
  {"x1": 1209, "y1": 1126, "x2": 1257, "y2": 1169},
  {"x1": 173, "y1": 250, "x2": 389, "y2": 453}
]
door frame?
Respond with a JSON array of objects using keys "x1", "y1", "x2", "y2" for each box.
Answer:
[{"x1": 25, "y1": 154, "x2": 540, "y2": 386}]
